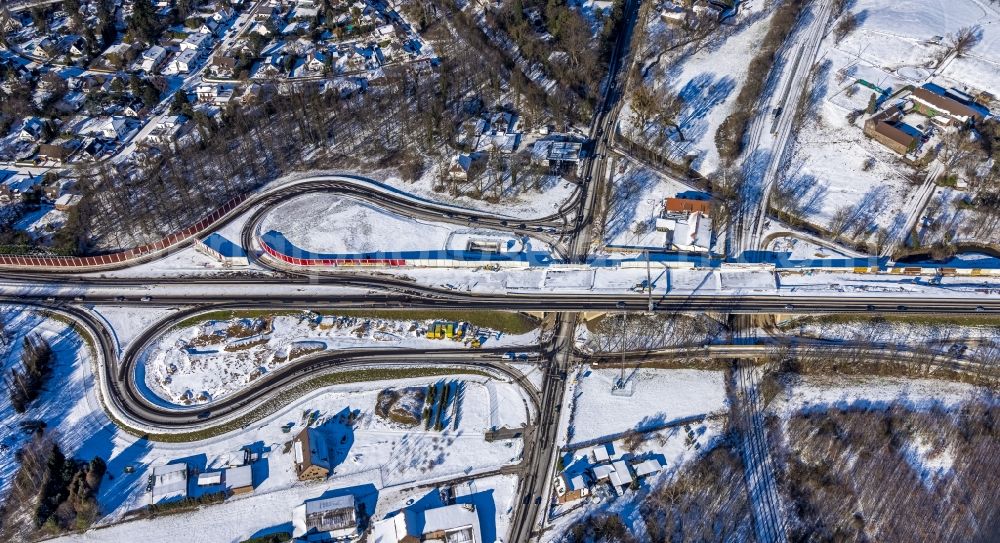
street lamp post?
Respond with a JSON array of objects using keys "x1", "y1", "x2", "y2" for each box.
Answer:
[{"x1": 616, "y1": 301, "x2": 627, "y2": 389}]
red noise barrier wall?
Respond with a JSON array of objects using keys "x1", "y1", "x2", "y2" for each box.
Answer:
[{"x1": 0, "y1": 195, "x2": 248, "y2": 269}]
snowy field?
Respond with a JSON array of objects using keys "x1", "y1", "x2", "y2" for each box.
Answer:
[
  {"x1": 139, "y1": 312, "x2": 539, "y2": 405},
  {"x1": 784, "y1": 315, "x2": 1000, "y2": 346},
  {"x1": 622, "y1": 2, "x2": 775, "y2": 175},
  {"x1": 270, "y1": 168, "x2": 578, "y2": 222},
  {"x1": 780, "y1": 0, "x2": 1000, "y2": 238},
  {"x1": 563, "y1": 367, "x2": 729, "y2": 446},
  {"x1": 0, "y1": 307, "x2": 106, "y2": 497},
  {"x1": 767, "y1": 235, "x2": 854, "y2": 260},
  {"x1": 773, "y1": 374, "x2": 989, "y2": 418},
  {"x1": 258, "y1": 193, "x2": 546, "y2": 255}
]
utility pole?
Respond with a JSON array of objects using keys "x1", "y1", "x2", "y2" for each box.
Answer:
[
  {"x1": 645, "y1": 249, "x2": 653, "y2": 312},
  {"x1": 616, "y1": 301, "x2": 627, "y2": 388}
]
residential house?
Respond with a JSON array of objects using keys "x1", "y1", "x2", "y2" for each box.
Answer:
[
  {"x1": 306, "y1": 51, "x2": 328, "y2": 72},
  {"x1": 169, "y1": 49, "x2": 199, "y2": 73},
  {"x1": 144, "y1": 115, "x2": 189, "y2": 147},
  {"x1": 180, "y1": 32, "x2": 212, "y2": 53},
  {"x1": 291, "y1": 495, "x2": 359, "y2": 541},
  {"x1": 140, "y1": 45, "x2": 167, "y2": 72},
  {"x1": 863, "y1": 106, "x2": 920, "y2": 155},
  {"x1": 38, "y1": 138, "x2": 81, "y2": 164},
  {"x1": 240, "y1": 83, "x2": 262, "y2": 104},
  {"x1": 210, "y1": 55, "x2": 238, "y2": 77},
  {"x1": 554, "y1": 472, "x2": 591, "y2": 504},
  {"x1": 293, "y1": 428, "x2": 331, "y2": 480},
  {"x1": 372, "y1": 503, "x2": 482, "y2": 543},
  {"x1": 632, "y1": 458, "x2": 664, "y2": 479},
  {"x1": 448, "y1": 154, "x2": 476, "y2": 181},
  {"x1": 531, "y1": 138, "x2": 582, "y2": 167},
  {"x1": 910, "y1": 86, "x2": 986, "y2": 126},
  {"x1": 0, "y1": 174, "x2": 42, "y2": 204},
  {"x1": 90, "y1": 117, "x2": 130, "y2": 140},
  {"x1": 591, "y1": 460, "x2": 634, "y2": 496},
  {"x1": 18, "y1": 117, "x2": 45, "y2": 142}
]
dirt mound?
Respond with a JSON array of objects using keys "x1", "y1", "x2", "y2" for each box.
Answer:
[{"x1": 375, "y1": 387, "x2": 426, "y2": 426}]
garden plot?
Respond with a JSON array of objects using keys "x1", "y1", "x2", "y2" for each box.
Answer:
[
  {"x1": 562, "y1": 367, "x2": 728, "y2": 446},
  {"x1": 140, "y1": 313, "x2": 538, "y2": 405}
]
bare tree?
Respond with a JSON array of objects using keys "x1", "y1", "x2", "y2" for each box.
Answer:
[{"x1": 950, "y1": 25, "x2": 983, "y2": 57}]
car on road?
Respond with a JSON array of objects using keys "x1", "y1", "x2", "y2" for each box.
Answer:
[
  {"x1": 897, "y1": 305, "x2": 908, "y2": 311},
  {"x1": 140, "y1": 296, "x2": 152, "y2": 302},
  {"x1": 197, "y1": 411, "x2": 211, "y2": 420}
]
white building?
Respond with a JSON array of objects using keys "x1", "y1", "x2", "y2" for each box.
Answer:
[
  {"x1": 140, "y1": 45, "x2": 167, "y2": 72},
  {"x1": 372, "y1": 503, "x2": 482, "y2": 543},
  {"x1": 292, "y1": 495, "x2": 359, "y2": 541},
  {"x1": 591, "y1": 460, "x2": 634, "y2": 495},
  {"x1": 632, "y1": 458, "x2": 664, "y2": 478},
  {"x1": 149, "y1": 463, "x2": 188, "y2": 504},
  {"x1": 169, "y1": 49, "x2": 199, "y2": 73},
  {"x1": 180, "y1": 32, "x2": 212, "y2": 52},
  {"x1": 669, "y1": 211, "x2": 712, "y2": 253}
]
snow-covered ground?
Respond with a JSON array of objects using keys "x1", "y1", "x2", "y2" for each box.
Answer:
[
  {"x1": 774, "y1": 374, "x2": 986, "y2": 417},
  {"x1": 282, "y1": 168, "x2": 577, "y2": 222},
  {"x1": 139, "y1": 312, "x2": 539, "y2": 405},
  {"x1": 601, "y1": 159, "x2": 705, "y2": 250},
  {"x1": 544, "y1": 418, "x2": 725, "y2": 542},
  {"x1": 563, "y1": 367, "x2": 728, "y2": 447},
  {"x1": 86, "y1": 373, "x2": 527, "y2": 533},
  {"x1": 257, "y1": 193, "x2": 546, "y2": 255},
  {"x1": 779, "y1": 0, "x2": 1000, "y2": 238},
  {"x1": 0, "y1": 307, "x2": 530, "y2": 542},
  {"x1": 621, "y1": 3, "x2": 775, "y2": 175},
  {"x1": 0, "y1": 307, "x2": 107, "y2": 497},
  {"x1": 782, "y1": 315, "x2": 1000, "y2": 346}
]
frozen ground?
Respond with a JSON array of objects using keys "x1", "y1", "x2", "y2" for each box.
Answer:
[
  {"x1": 783, "y1": 315, "x2": 1000, "y2": 346},
  {"x1": 0, "y1": 307, "x2": 107, "y2": 497},
  {"x1": 622, "y1": 2, "x2": 774, "y2": 175},
  {"x1": 767, "y1": 235, "x2": 853, "y2": 259},
  {"x1": 563, "y1": 367, "x2": 728, "y2": 446},
  {"x1": 268, "y1": 168, "x2": 578, "y2": 222},
  {"x1": 780, "y1": 0, "x2": 1000, "y2": 239},
  {"x1": 773, "y1": 374, "x2": 988, "y2": 418},
  {"x1": 139, "y1": 312, "x2": 539, "y2": 405},
  {"x1": 258, "y1": 193, "x2": 546, "y2": 255},
  {"x1": 602, "y1": 159, "x2": 704, "y2": 250},
  {"x1": 58, "y1": 371, "x2": 527, "y2": 539}
]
